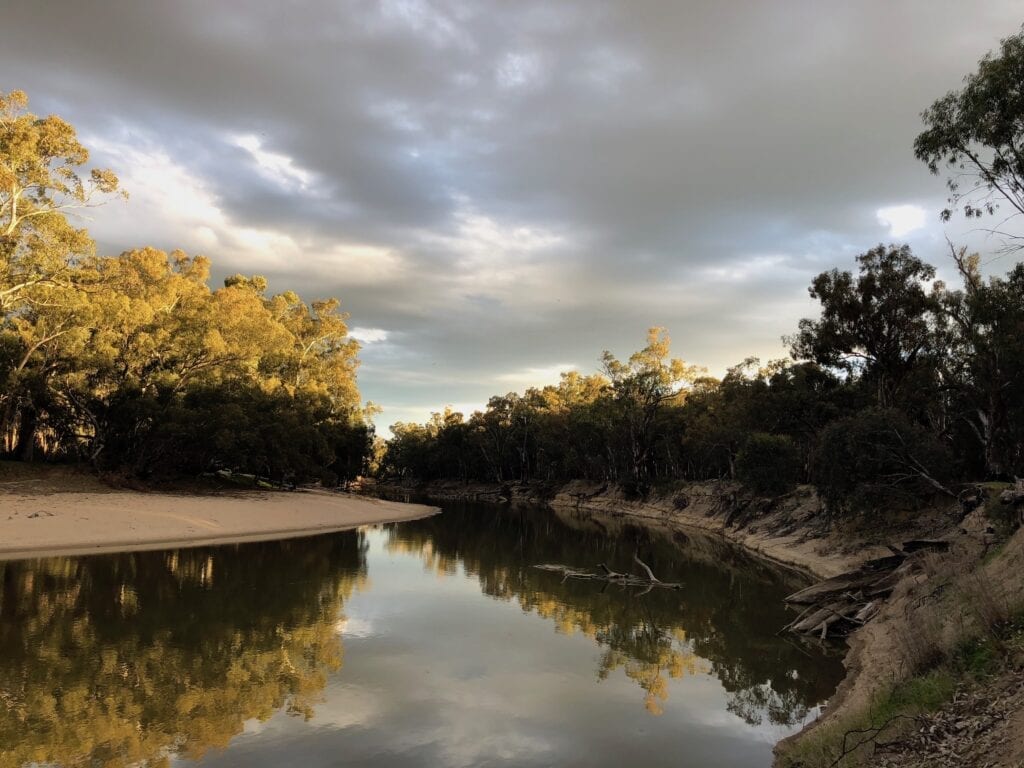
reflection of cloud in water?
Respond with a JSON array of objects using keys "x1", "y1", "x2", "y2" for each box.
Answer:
[
  {"x1": 0, "y1": 504, "x2": 843, "y2": 768},
  {"x1": 336, "y1": 616, "x2": 375, "y2": 638},
  {"x1": 378, "y1": 502, "x2": 843, "y2": 725}
]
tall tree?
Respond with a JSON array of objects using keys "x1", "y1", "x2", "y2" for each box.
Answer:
[
  {"x1": 933, "y1": 247, "x2": 1024, "y2": 478},
  {"x1": 602, "y1": 328, "x2": 702, "y2": 493},
  {"x1": 790, "y1": 244, "x2": 939, "y2": 408}
]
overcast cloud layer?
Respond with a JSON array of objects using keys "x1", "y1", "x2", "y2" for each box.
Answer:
[{"x1": 2, "y1": 1, "x2": 1022, "y2": 430}]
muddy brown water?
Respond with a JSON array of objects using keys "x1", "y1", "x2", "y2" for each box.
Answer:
[{"x1": 0, "y1": 500, "x2": 844, "y2": 767}]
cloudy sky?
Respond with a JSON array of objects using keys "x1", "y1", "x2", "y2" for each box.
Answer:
[{"x1": 2, "y1": 1, "x2": 1021, "y2": 431}]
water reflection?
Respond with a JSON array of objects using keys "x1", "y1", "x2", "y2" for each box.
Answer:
[
  {"x1": 0, "y1": 535, "x2": 367, "y2": 768},
  {"x1": 384, "y1": 503, "x2": 840, "y2": 723},
  {"x1": 0, "y1": 502, "x2": 843, "y2": 768}
]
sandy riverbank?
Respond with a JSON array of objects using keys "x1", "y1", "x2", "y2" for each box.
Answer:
[{"x1": 0, "y1": 478, "x2": 438, "y2": 560}]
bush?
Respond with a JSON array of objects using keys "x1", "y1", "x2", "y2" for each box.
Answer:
[
  {"x1": 735, "y1": 433, "x2": 801, "y2": 496},
  {"x1": 811, "y1": 407, "x2": 953, "y2": 515}
]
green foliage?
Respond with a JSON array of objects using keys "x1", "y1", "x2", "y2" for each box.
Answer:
[
  {"x1": 780, "y1": 591, "x2": 1024, "y2": 767},
  {"x1": 382, "y1": 237, "x2": 1024, "y2": 514},
  {"x1": 790, "y1": 244, "x2": 939, "y2": 408},
  {"x1": 876, "y1": 670, "x2": 958, "y2": 722},
  {"x1": 94, "y1": 382, "x2": 371, "y2": 483},
  {"x1": 735, "y1": 433, "x2": 801, "y2": 497},
  {"x1": 811, "y1": 408, "x2": 954, "y2": 515},
  {"x1": 914, "y1": 26, "x2": 1024, "y2": 238},
  {"x1": 0, "y1": 90, "x2": 122, "y2": 315},
  {"x1": 8, "y1": 18, "x2": 1024, "y2": 506},
  {"x1": 931, "y1": 251, "x2": 1024, "y2": 478},
  {"x1": 950, "y1": 635, "x2": 1001, "y2": 680},
  {"x1": 778, "y1": 671, "x2": 957, "y2": 768},
  {"x1": 601, "y1": 328, "x2": 703, "y2": 493}
]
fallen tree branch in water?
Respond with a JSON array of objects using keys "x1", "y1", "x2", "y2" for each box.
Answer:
[
  {"x1": 633, "y1": 551, "x2": 661, "y2": 583},
  {"x1": 534, "y1": 561, "x2": 683, "y2": 590}
]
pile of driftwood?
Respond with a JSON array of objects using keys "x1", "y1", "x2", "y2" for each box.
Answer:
[
  {"x1": 782, "y1": 539, "x2": 950, "y2": 640},
  {"x1": 535, "y1": 552, "x2": 683, "y2": 590}
]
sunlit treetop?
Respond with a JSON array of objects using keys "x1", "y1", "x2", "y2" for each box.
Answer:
[
  {"x1": 0, "y1": 89, "x2": 123, "y2": 237},
  {"x1": 0, "y1": 90, "x2": 124, "y2": 313}
]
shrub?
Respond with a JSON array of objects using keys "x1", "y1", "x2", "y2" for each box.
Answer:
[
  {"x1": 735, "y1": 433, "x2": 801, "y2": 496},
  {"x1": 811, "y1": 407, "x2": 953, "y2": 515}
]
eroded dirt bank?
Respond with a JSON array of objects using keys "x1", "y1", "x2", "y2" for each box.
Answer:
[
  {"x1": 777, "y1": 517, "x2": 1024, "y2": 768},
  {"x1": 371, "y1": 478, "x2": 917, "y2": 578}
]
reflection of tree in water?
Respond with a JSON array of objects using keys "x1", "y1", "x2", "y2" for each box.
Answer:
[
  {"x1": 385, "y1": 502, "x2": 843, "y2": 722},
  {"x1": 0, "y1": 533, "x2": 367, "y2": 768},
  {"x1": 594, "y1": 623, "x2": 704, "y2": 715}
]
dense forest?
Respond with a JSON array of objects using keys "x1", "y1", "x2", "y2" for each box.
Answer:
[
  {"x1": 380, "y1": 30, "x2": 1024, "y2": 515},
  {"x1": 0, "y1": 90, "x2": 372, "y2": 484}
]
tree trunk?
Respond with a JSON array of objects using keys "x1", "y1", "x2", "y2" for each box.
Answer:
[{"x1": 15, "y1": 404, "x2": 37, "y2": 461}]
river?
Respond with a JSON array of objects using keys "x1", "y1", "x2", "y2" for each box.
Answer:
[{"x1": 0, "y1": 500, "x2": 843, "y2": 767}]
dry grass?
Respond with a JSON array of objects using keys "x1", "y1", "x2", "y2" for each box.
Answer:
[
  {"x1": 959, "y1": 571, "x2": 1014, "y2": 646},
  {"x1": 892, "y1": 603, "x2": 946, "y2": 676},
  {"x1": 778, "y1": 671, "x2": 956, "y2": 768}
]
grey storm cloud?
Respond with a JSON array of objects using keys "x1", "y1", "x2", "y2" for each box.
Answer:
[{"x1": 2, "y1": 0, "x2": 1021, "y2": 429}]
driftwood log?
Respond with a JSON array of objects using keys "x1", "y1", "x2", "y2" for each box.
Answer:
[
  {"x1": 782, "y1": 539, "x2": 950, "y2": 640},
  {"x1": 535, "y1": 552, "x2": 683, "y2": 590}
]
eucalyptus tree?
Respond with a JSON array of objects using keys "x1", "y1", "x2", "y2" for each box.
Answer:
[
  {"x1": 915, "y1": 27, "x2": 1024, "y2": 249},
  {"x1": 0, "y1": 90, "x2": 121, "y2": 314},
  {"x1": 932, "y1": 248, "x2": 1024, "y2": 478},
  {"x1": 0, "y1": 90, "x2": 122, "y2": 453},
  {"x1": 267, "y1": 291, "x2": 361, "y2": 414},
  {"x1": 790, "y1": 244, "x2": 940, "y2": 409},
  {"x1": 601, "y1": 328, "x2": 702, "y2": 493},
  {"x1": 0, "y1": 89, "x2": 371, "y2": 478}
]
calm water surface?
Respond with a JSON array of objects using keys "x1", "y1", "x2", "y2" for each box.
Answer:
[{"x1": 0, "y1": 501, "x2": 843, "y2": 767}]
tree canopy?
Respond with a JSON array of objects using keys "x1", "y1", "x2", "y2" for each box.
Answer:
[
  {"x1": 380, "y1": 240, "x2": 1024, "y2": 515},
  {"x1": 789, "y1": 244, "x2": 938, "y2": 408},
  {"x1": 914, "y1": 26, "x2": 1024, "y2": 247},
  {"x1": 0, "y1": 91, "x2": 372, "y2": 482}
]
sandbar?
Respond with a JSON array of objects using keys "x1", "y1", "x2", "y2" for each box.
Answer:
[{"x1": 0, "y1": 483, "x2": 437, "y2": 560}]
